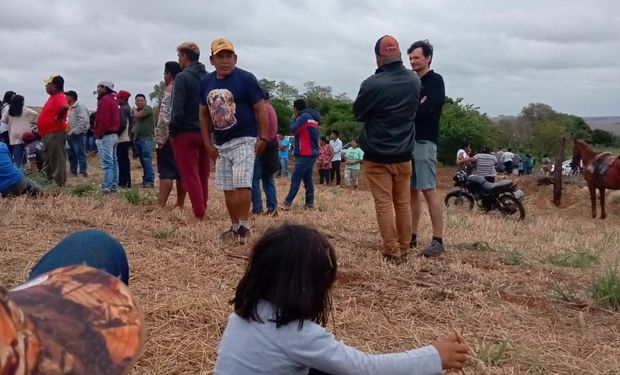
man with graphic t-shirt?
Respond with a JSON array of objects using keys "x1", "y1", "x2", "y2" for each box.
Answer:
[{"x1": 199, "y1": 38, "x2": 269, "y2": 243}]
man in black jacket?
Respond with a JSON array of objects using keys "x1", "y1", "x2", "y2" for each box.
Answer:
[
  {"x1": 169, "y1": 42, "x2": 210, "y2": 220},
  {"x1": 408, "y1": 39, "x2": 446, "y2": 257},
  {"x1": 353, "y1": 35, "x2": 420, "y2": 264}
]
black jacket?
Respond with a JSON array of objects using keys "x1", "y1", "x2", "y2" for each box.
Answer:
[
  {"x1": 415, "y1": 70, "x2": 445, "y2": 143},
  {"x1": 169, "y1": 62, "x2": 207, "y2": 136},
  {"x1": 353, "y1": 62, "x2": 420, "y2": 164}
]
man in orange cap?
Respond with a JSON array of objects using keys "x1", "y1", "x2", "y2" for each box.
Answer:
[{"x1": 199, "y1": 37, "x2": 269, "y2": 243}]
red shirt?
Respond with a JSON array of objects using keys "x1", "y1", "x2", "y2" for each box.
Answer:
[
  {"x1": 94, "y1": 94, "x2": 120, "y2": 139},
  {"x1": 37, "y1": 92, "x2": 68, "y2": 135}
]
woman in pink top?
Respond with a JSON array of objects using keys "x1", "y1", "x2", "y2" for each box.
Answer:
[{"x1": 0, "y1": 95, "x2": 38, "y2": 167}]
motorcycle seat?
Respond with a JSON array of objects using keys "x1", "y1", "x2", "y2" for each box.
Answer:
[{"x1": 466, "y1": 175, "x2": 514, "y2": 193}]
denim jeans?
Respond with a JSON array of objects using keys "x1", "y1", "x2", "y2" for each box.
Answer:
[
  {"x1": 284, "y1": 156, "x2": 316, "y2": 207},
  {"x1": 251, "y1": 158, "x2": 277, "y2": 212},
  {"x1": 96, "y1": 134, "x2": 119, "y2": 191},
  {"x1": 29, "y1": 229, "x2": 130, "y2": 285},
  {"x1": 277, "y1": 157, "x2": 290, "y2": 177},
  {"x1": 68, "y1": 133, "x2": 87, "y2": 175},
  {"x1": 85, "y1": 133, "x2": 97, "y2": 152},
  {"x1": 134, "y1": 137, "x2": 155, "y2": 185},
  {"x1": 11, "y1": 143, "x2": 25, "y2": 168}
]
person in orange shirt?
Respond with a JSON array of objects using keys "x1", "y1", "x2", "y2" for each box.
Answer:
[{"x1": 38, "y1": 75, "x2": 69, "y2": 186}]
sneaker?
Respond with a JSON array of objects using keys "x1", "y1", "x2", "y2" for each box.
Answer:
[
  {"x1": 80, "y1": 172, "x2": 88, "y2": 178},
  {"x1": 236, "y1": 226, "x2": 251, "y2": 244},
  {"x1": 421, "y1": 240, "x2": 445, "y2": 257},
  {"x1": 409, "y1": 237, "x2": 417, "y2": 249},
  {"x1": 142, "y1": 183, "x2": 155, "y2": 188},
  {"x1": 279, "y1": 203, "x2": 292, "y2": 211},
  {"x1": 220, "y1": 227, "x2": 237, "y2": 241},
  {"x1": 70, "y1": 172, "x2": 78, "y2": 177}
]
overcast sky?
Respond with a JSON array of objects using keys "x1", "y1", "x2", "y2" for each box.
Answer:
[{"x1": 1, "y1": 0, "x2": 619, "y2": 116}]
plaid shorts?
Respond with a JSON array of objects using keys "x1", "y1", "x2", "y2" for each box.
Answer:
[{"x1": 215, "y1": 137, "x2": 256, "y2": 191}]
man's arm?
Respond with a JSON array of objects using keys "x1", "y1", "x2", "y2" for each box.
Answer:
[
  {"x1": 170, "y1": 75, "x2": 187, "y2": 133},
  {"x1": 353, "y1": 79, "x2": 374, "y2": 122},
  {"x1": 332, "y1": 139, "x2": 342, "y2": 155},
  {"x1": 56, "y1": 105, "x2": 68, "y2": 125},
  {"x1": 254, "y1": 100, "x2": 268, "y2": 155},
  {"x1": 415, "y1": 74, "x2": 445, "y2": 120},
  {"x1": 199, "y1": 104, "x2": 218, "y2": 158}
]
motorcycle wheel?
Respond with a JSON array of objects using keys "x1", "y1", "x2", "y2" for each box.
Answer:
[
  {"x1": 497, "y1": 194, "x2": 526, "y2": 221},
  {"x1": 444, "y1": 191, "x2": 474, "y2": 212}
]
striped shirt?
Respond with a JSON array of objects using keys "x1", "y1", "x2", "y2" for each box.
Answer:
[{"x1": 474, "y1": 153, "x2": 497, "y2": 177}]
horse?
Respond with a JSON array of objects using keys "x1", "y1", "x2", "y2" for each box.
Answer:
[{"x1": 572, "y1": 139, "x2": 620, "y2": 218}]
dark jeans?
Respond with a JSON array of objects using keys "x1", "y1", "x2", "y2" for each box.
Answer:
[
  {"x1": 330, "y1": 160, "x2": 341, "y2": 185},
  {"x1": 252, "y1": 158, "x2": 277, "y2": 213},
  {"x1": 68, "y1": 133, "x2": 87, "y2": 175},
  {"x1": 284, "y1": 156, "x2": 316, "y2": 207},
  {"x1": 319, "y1": 169, "x2": 331, "y2": 185},
  {"x1": 85, "y1": 132, "x2": 97, "y2": 152},
  {"x1": 504, "y1": 161, "x2": 513, "y2": 175},
  {"x1": 117, "y1": 141, "x2": 132, "y2": 188},
  {"x1": 29, "y1": 230, "x2": 130, "y2": 285}
]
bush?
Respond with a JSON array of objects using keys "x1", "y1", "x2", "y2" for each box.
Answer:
[
  {"x1": 547, "y1": 247, "x2": 600, "y2": 269},
  {"x1": 68, "y1": 183, "x2": 97, "y2": 197}
]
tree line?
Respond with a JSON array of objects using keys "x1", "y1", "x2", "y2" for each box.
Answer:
[{"x1": 149, "y1": 78, "x2": 619, "y2": 165}]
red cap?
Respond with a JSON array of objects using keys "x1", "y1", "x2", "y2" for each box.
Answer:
[
  {"x1": 116, "y1": 90, "x2": 131, "y2": 100},
  {"x1": 374, "y1": 35, "x2": 402, "y2": 58}
]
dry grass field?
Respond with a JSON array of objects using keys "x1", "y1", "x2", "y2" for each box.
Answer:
[{"x1": 1, "y1": 157, "x2": 620, "y2": 374}]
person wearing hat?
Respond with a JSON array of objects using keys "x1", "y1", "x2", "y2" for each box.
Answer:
[
  {"x1": 353, "y1": 35, "x2": 420, "y2": 264},
  {"x1": 0, "y1": 230, "x2": 144, "y2": 374},
  {"x1": 38, "y1": 75, "x2": 68, "y2": 186},
  {"x1": 199, "y1": 37, "x2": 269, "y2": 242},
  {"x1": 407, "y1": 39, "x2": 446, "y2": 257},
  {"x1": 169, "y1": 41, "x2": 209, "y2": 220},
  {"x1": 65, "y1": 90, "x2": 89, "y2": 177},
  {"x1": 116, "y1": 89, "x2": 133, "y2": 188},
  {"x1": 95, "y1": 80, "x2": 120, "y2": 193}
]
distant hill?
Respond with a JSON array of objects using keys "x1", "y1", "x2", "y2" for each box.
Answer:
[{"x1": 491, "y1": 115, "x2": 620, "y2": 135}]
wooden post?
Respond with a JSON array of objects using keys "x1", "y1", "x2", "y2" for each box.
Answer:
[{"x1": 553, "y1": 137, "x2": 566, "y2": 206}]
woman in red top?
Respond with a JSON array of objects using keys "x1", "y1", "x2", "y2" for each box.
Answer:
[{"x1": 317, "y1": 136, "x2": 333, "y2": 185}]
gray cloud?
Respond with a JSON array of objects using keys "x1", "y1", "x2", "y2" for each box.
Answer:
[{"x1": 0, "y1": 0, "x2": 618, "y2": 116}]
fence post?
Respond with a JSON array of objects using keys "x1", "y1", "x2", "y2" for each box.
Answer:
[{"x1": 553, "y1": 138, "x2": 566, "y2": 206}]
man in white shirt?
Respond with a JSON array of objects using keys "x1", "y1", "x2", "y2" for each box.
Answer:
[
  {"x1": 329, "y1": 130, "x2": 342, "y2": 185},
  {"x1": 66, "y1": 91, "x2": 90, "y2": 177},
  {"x1": 502, "y1": 148, "x2": 515, "y2": 175}
]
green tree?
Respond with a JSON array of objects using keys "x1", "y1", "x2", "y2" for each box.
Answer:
[
  {"x1": 149, "y1": 81, "x2": 166, "y2": 106},
  {"x1": 271, "y1": 98, "x2": 294, "y2": 134},
  {"x1": 258, "y1": 78, "x2": 277, "y2": 96},
  {"x1": 275, "y1": 81, "x2": 299, "y2": 104},
  {"x1": 438, "y1": 98, "x2": 497, "y2": 165},
  {"x1": 531, "y1": 119, "x2": 569, "y2": 158},
  {"x1": 591, "y1": 129, "x2": 618, "y2": 147}
]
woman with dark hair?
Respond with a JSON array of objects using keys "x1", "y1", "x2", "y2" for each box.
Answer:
[
  {"x1": 1, "y1": 94, "x2": 38, "y2": 167},
  {"x1": 0, "y1": 90, "x2": 16, "y2": 146},
  {"x1": 214, "y1": 223, "x2": 468, "y2": 375},
  {"x1": 472, "y1": 146, "x2": 498, "y2": 183}
]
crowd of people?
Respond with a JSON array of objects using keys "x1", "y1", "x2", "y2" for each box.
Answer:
[
  {"x1": 0, "y1": 35, "x2": 473, "y2": 374},
  {"x1": 456, "y1": 143, "x2": 539, "y2": 182}
]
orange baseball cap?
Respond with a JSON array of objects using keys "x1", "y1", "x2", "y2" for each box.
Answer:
[
  {"x1": 0, "y1": 265, "x2": 145, "y2": 375},
  {"x1": 211, "y1": 38, "x2": 235, "y2": 55}
]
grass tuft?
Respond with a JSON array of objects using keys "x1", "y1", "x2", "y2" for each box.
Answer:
[
  {"x1": 478, "y1": 339, "x2": 510, "y2": 367},
  {"x1": 156, "y1": 228, "x2": 177, "y2": 240},
  {"x1": 547, "y1": 246, "x2": 600, "y2": 269},
  {"x1": 68, "y1": 183, "x2": 98, "y2": 197},
  {"x1": 592, "y1": 268, "x2": 620, "y2": 311}
]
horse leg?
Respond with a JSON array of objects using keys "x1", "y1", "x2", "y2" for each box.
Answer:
[
  {"x1": 599, "y1": 187, "x2": 606, "y2": 219},
  {"x1": 588, "y1": 184, "x2": 596, "y2": 218}
]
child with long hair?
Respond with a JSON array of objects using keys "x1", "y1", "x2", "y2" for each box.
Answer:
[{"x1": 214, "y1": 224, "x2": 468, "y2": 375}]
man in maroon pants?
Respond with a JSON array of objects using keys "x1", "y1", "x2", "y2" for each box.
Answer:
[{"x1": 169, "y1": 42, "x2": 210, "y2": 220}]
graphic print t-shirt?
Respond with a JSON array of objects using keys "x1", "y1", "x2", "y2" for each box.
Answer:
[{"x1": 200, "y1": 68, "x2": 264, "y2": 145}]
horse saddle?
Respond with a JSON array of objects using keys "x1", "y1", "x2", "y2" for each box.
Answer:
[{"x1": 591, "y1": 152, "x2": 618, "y2": 176}]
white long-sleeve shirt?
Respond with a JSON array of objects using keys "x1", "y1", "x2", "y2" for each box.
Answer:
[
  {"x1": 330, "y1": 138, "x2": 343, "y2": 161},
  {"x1": 214, "y1": 301, "x2": 442, "y2": 375}
]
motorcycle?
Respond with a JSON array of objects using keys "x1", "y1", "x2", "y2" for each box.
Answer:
[{"x1": 444, "y1": 170, "x2": 526, "y2": 220}]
